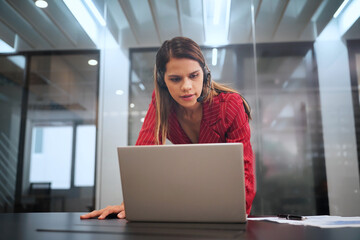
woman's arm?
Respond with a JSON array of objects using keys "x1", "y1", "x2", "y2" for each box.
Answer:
[
  {"x1": 136, "y1": 92, "x2": 159, "y2": 145},
  {"x1": 224, "y1": 94, "x2": 256, "y2": 215}
]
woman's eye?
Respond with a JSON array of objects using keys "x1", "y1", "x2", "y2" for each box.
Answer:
[
  {"x1": 170, "y1": 77, "x2": 181, "y2": 82},
  {"x1": 190, "y1": 73, "x2": 199, "y2": 79}
]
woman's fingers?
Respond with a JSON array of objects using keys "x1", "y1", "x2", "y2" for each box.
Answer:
[
  {"x1": 98, "y1": 205, "x2": 122, "y2": 219},
  {"x1": 98, "y1": 208, "x2": 112, "y2": 220},
  {"x1": 117, "y1": 202, "x2": 126, "y2": 219},
  {"x1": 80, "y1": 209, "x2": 102, "y2": 219},
  {"x1": 117, "y1": 210, "x2": 126, "y2": 219},
  {"x1": 80, "y1": 204, "x2": 124, "y2": 219}
]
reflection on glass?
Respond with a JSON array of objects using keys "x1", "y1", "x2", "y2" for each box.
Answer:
[
  {"x1": 253, "y1": 0, "x2": 360, "y2": 216},
  {"x1": 128, "y1": 51, "x2": 157, "y2": 145},
  {"x1": 252, "y1": 45, "x2": 323, "y2": 215},
  {"x1": 0, "y1": 55, "x2": 25, "y2": 212},
  {"x1": 23, "y1": 53, "x2": 99, "y2": 211}
]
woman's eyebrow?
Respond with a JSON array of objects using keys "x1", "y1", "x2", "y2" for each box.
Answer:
[
  {"x1": 189, "y1": 70, "x2": 200, "y2": 75},
  {"x1": 167, "y1": 70, "x2": 200, "y2": 77},
  {"x1": 167, "y1": 74, "x2": 181, "y2": 77}
]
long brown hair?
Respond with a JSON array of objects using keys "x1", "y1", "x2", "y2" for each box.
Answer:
[{"x1": 154, "y1": 37, "x2": 251, "y2": 144}]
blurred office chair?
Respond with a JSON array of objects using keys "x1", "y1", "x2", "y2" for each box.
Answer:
[{"x1": 26, "y1": 182, "x2": 52, "y2": 212}]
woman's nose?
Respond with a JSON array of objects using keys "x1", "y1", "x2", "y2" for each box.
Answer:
[{"x1": 181, "y1": 78, "x2": 192, "y2": 91}]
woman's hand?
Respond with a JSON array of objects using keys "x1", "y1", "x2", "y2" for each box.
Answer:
[{"x1": 80, "y1": 202, "x2": 125, "y2": 220}]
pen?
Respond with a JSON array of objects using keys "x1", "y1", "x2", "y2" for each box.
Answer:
[{"x1": 277, "y1": 214, "x2": 306, "y2": 221}]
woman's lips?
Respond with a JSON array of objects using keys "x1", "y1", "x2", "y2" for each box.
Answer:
[{"x1": 180, "y1": 94, "x2": 195, "y2": 101}]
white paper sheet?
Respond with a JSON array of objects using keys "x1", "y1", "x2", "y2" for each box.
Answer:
[{"x1": 248, "y1": 216, "x2": 360, "y2": 228}]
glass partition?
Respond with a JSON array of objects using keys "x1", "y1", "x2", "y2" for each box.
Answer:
[
  {"x1": 20, "y1": 52, "x2": 99, "y2": 212},
  {"x1": 0, "y1": 55, "x2": 25, "y2": 212},
  {"x1": 252, "y1": 0, "x2": 360, "y2": 216},
  {"x1": 251, "y1": 43, "x2": 325, "y2": 215},
  {"x1": 127, "y1": 0, "x2": 360, "y2": 216}
]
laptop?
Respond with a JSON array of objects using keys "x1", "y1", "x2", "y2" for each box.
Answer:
[{"x1": 117, "y1": 143, "x2": 246, "y2": 223}]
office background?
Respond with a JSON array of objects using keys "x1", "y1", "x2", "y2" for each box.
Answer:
[{"x1": 0, "y1": 0, "x2": 359, "y2": 216}]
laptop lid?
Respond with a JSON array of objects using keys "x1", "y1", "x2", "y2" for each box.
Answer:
[{"x1": 117, "y1": 143, "x2": 246, "y2": 223}]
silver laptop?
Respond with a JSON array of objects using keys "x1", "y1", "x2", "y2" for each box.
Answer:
[{"x1": 117, "y1": 143, "x2": 246, "y2": 223}]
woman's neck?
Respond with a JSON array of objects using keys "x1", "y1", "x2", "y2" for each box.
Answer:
[{"x1": 177, "y1": 103, "x2": 202, "y2": 121}]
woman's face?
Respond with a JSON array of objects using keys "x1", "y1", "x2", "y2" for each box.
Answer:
[{"x1": 164, "y1": 57, "x2": 204, "y2": 109}]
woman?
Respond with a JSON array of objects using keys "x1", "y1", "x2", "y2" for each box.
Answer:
[{"x1": 81, "y1": 37, "x2": 255, "y2": 220}]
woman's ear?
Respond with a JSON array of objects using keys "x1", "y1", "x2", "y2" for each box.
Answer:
[{"x1": 203, "y1": 65, "x2": 211, "y2": 86}]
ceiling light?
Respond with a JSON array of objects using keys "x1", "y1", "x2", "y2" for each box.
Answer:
[
  {"x1": 88, "y1": 59, "x2": 98, "y2": 66},
  {"x1": 63, "y1": 0, "x2": 98, "y2": 45},
  {"x1": 84, "y1": 0, "x2": 106, "y2": 26},
  {"x1": 35, "y1": 0, "x2": 48, "y2": 8},
  {"x1": 212, "y1": 48, "x2": 218, "y2": 66},
  {"x1": 115, "y1": 90, "x2": 124, "y2": 95},
  {"x1": 203, "y1": 0, "x2": 232, "y2": 45},
  {"x1": 138, "y1": 83, "x2": 146, "y2": 91},
  {"x1": 130, "y1": 103, "x2": 135, "y2": 108},
  {"x1": 333, "y1": 0, "x2": 350, "y2": 18},
  {"x1": 8, "y1": 56, "x2": 25, "y2": 69},
  {"x1": 0, "y1": 39, "x2": 15, "y2": 53},
  {"x1": 334, "y1": 0, "x2": 360, "y2": 36},
  {"x1": 213, "y1": 0, "x2": 221, "y2": 25}
]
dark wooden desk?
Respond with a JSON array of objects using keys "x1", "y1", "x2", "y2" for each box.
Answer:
[{"x1": 0, "y1": 212, "x2": 359, "y2": 240}]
